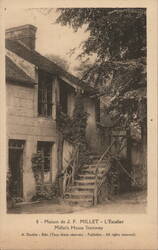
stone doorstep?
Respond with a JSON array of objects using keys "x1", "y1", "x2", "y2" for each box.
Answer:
[
  {"x1": 15, "y1": 201, "x2": 40, "y2": 206},
  {"x1": 65, "y1": 200, "x2": 93, "y2": 205}
]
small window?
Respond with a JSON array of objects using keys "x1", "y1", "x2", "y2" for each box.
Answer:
[
  {"x1": 37, "y1": 141, "x2": 52, "y2": 184},
  {"x1": 38, "y1": 70, "x2": 53, "y2": 117}
]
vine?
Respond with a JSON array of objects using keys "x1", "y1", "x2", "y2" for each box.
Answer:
[
  {"x1": 31, "y1": 153, "x2": 58, "y2": 201},
  {"x1": 57, "y1": 93, "x2": 91, "y2": 167}
]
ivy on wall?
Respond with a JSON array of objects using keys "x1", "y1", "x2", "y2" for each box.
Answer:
[
  {"x1": 57, "y1": 93, "x2": 91, "y2": 167},
  {"x1": 31, "y1": 153, "x2": 59, "y2": 201}
]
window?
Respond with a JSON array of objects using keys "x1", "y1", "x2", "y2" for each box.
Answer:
[
  {"x1": 37, "y1": 141, "x2": 53, "y2": 184},
  {"x1": 38, "y1": 70, "x2": 53, "y2": 117}
]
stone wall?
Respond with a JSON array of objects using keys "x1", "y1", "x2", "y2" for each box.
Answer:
[{"x1": 7, "y1": 81, "x2": 58, "y2": 201}]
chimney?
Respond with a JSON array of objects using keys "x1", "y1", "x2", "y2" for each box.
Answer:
[{"x1": 6, "y1": 24, "x2": 37, "y2": 50}]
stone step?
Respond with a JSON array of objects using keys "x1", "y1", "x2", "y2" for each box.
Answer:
[
  {"x1": 64, "y1": 191, "x2": 93, "y2": 199},
  {"x1": 71, "y1": 185, "x2": 95, "y2": 192},
  {"x1": 81, "y1": 168, "x2": 106, "y2": 175},
  {"x1": 78, "y1": 174, "x2": 95, "y2": 179},
  {"x1": 88, "y1": 155, "x2": 101, "y2": 160},
  {"x1": 83, "y1": 163, "x2": 107, "y2": 168},
  {"x1": 80, "y1": 169, "x2": 96, "y2": 174},
  {"x1": 82, "y1": 165, "x2": 96, "y2": 169},
  {"x1": 91, "y1": 159, "x2": 108, "y2": 164},
  {"x1": 61, "y1": 152, "x2": 110, "y2": 207},
  {"x1": 64, "y1": 198, "x2": 93, "y2": 207},
  {"x1": 78, "y1": 174, "x2": 103, "y2": 180},
  {"x1": 75, "y1": 179, "x2": 95, "y2": 185}
]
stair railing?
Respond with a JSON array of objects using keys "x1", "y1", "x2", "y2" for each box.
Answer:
[
  {"x1": 62, "y1": 144, "x2": 80, "y2": 197},
  {"x1": 93, "y1": 139, "x2": 116, "y2": 205},
  {"x1": 93, "y1": 131, "x2": 133, "y2": 205}
]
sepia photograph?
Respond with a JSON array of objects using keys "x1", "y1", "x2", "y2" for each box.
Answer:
[{"x1": 5, "y1": 7, "x2": 148, "y2": 214}]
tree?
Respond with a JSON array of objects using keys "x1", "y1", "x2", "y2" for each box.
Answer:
[
  {"x1": 73, "y1": 61, "x2": 93, "y2": 79},
  {"x1": 56, "y1": 8, "x2": 146, "y2": 131}
]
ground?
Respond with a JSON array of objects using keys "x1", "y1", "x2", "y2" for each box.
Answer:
[{"x1": 8, "y1": 190, "x2": 147, "y2": 214}]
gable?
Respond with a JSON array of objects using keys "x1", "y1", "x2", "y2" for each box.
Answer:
[
  {"x1": 6, "y1": 56, "x2": 36, "y2": 86},
  {"x1": 6, "y1": 49, "x2": 37, "y2": 83}
]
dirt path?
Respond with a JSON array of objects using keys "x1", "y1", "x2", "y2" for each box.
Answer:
[{"x1": 8, "y1": 190, "x2": 147, "y2": 214}]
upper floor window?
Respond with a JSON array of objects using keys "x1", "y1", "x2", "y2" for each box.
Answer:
[{"x1": 38, "y1": 70, "x2": 53, "y2": 117}]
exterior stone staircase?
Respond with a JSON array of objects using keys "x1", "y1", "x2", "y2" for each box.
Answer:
[{"x1": 64, "y1": 154, "x2": 109, "y2": 207}]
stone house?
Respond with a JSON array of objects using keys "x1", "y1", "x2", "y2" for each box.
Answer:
[
  {"x1": 6, "y1": 24, "x2": 104, "y2": 203},
  {"x1": 6, "y1": 24, "x2": 146, "y2": 207}
]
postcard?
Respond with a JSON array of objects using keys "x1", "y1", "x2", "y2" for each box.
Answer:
[{"x1": 0, "y1": 0, "x2": 157, "y2": 249}]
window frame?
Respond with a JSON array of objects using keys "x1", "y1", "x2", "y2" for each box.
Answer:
[
  {"x1": 38, "y1": 70, "x2": 53, "y2": 117},
  {"x1": 37, "y1": 141, "x2": 53, "y2": 185}
]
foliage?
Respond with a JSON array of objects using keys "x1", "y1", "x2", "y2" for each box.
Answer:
[
  {"x1": 57, "y1": 93, "x2": 90, "y2": 166},
  {"x1": 58, "y1": 94, "x2": 87, "y2": 141},
  {"x1": 71, "y1": 94, "x2": 88, "y2": 145},
  {"x1": 56, "y1": 8, "x2": 147, "y2": 130},
  {"x1": 31, "y1": 183, "x2": 59, "y2": 201},
  {"x1": 31, "y1": 152, "x2": 44, "y2": 171},
  {"x1": 7, "y1": 170, "x2": 11, "y2": 197},
  {"x1": 57, "y1": 94, "x2": 87, "y2": 139},
  {"x1": 73, "y1": 60, "x2": 94, "y2": 79},
  {"x1": 31, "y1": 153, "x2": 59, "y2": 201},
  {"x1": 106, "y1": 158, "x2": 131, "y2": 196},
  {"x1": 57, "y1": 8, "x2": 146, "y2": 60},
  {"x1": 7, "y1": 171, "x2": 22, "y2": 207},
  {"x1": 31, "y1": 152, "x2": 44, "y2": 184},
  {"x1": 45, "y1": 53, "x2": 69, "y2": 71},
  {"x1": 6, "y1": 170, "x2": 13, "y2": 207}
]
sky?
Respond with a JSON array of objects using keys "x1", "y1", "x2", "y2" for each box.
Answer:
[{"x1": 5, "y1": 8, "x2": 89, "y2": 73}]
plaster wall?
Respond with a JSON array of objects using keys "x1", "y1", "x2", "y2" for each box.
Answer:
[{"x1": 83, "y1": 97, "x2": 99, "y2": 152}]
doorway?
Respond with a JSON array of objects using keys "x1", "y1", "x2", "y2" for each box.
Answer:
[{"x1": 9, "y1": 139, "x2": 25, "y2": 198}]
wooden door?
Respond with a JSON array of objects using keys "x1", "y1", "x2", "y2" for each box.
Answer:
[{"x1": 9, "y1": 140, "x2": 24, "y2": 198}]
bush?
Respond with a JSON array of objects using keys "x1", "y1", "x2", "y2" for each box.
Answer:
[
  {"x1": 31, "y1": 183, "x2": 59, "y2": 201},
  {"x1": 7, "y1": 171, "x2": 15, "y2": 208}
]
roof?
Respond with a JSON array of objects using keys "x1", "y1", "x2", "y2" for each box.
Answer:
[
  {"x1": 6, "y1": 39, "x2": 96, "y2": 95},
  {"x1": 6, "y1": 56, "x2": 35, "y2": 86}
]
